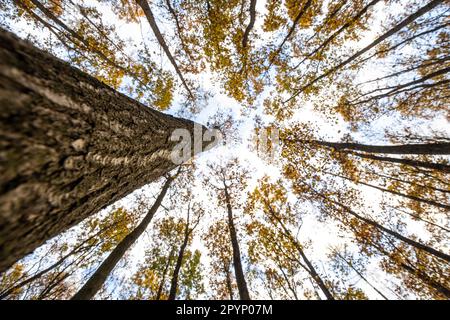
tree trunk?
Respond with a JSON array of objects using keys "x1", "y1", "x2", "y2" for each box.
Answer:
[
  {"x1": 327, "y1": 197, "x2": 450, "y2": 263},
  {"x1": 294, "y1": 0, "x2": 381, "y2": 68},
  {"x1": 327, "y1": 171, "x2": 450, "y2": 210},
  {"x1": 309, "y1": 140, "x2": 450, "y2": 155},
  {"x1": 225, "y1": 265, "x2": 234, "y2": 300},
  {"x1": 71, "y1": 176, "x2": 174, "y2": 300},
  {"x1": 372, "y1": 242, "x2": 450, "y2": 299},
  {"x1": 242, "y1": 0, "x2": 257, "y2": 48},
  {"x1": 349, "y1": 152, "x2": 450, "y2": 173},
  {"x1": 266, "y1": 204, "x2": 335, "y2": 300},
  {"x1": 224, "y1": 184, "x2": 251, "y2": 300},
  {"x1": 155, "y1": 247, "x2": 175, "y2": 300},
  {"x1": 136, "y1": 0, "x2": 194, "y2": 100},
  {"x1": 286, "y1": 0, "x2": 445, "y2": 102},
  {"x1": 335, "y1": 251, "x2": 389, "y2": 300},
  {"x1": 168, "y1": 209, "x2": 190, "y2": 300},
  {"x1": 0, "y1": 29, "x2": 210, "y2": 273}
]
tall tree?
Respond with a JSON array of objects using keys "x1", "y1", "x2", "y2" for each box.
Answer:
[
  {"x1": 0, "y1": 29, "x2": 212, "y2": 272},
  {"x1": 204, "y1": 158, "x2": 251, "y2": 300},
  {"x1": 71, "y1": 173, "x2": 177, "y2": 300}
]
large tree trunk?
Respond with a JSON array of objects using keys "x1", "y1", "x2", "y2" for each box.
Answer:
[
  {"x1": 0, "y1": 29, "x2": 210, "y2": 273},
  {"x1": 71, "y1": 176, "x2": 174, "y2": 300},
  {"x1": 224, "y1": 184, "x2": 251, "y2": 300}
]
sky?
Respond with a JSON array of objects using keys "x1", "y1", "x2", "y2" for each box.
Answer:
[{"x1": 1, "y1": 0, "x2": 448, "y2": 300}]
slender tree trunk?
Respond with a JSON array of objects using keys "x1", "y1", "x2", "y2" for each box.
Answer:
[
  {"x1": 400, "y1": 261, "x2": 450, "y2": 298},
  {"x1": 71, "y1": 177, "x2": 174, "y2": 300},
  {"x1": 325, "y1": 196, "x2": 450, "y2": 263},
  {"x1": 334, "y1": 251, "x2": 389, "y2": 300},
  {"x1": 242, "y1": 0, "x2": 257, "y2": 48},
  {"x1": 136, "y1": 0, "x2": 194, "y2": 100},
  {"x1": 372, "y1": 242, "x2": 450, "y2": 299},
  {"x1": 0, "y1": 243, "x2": 87, "y2": 300},
  {"x1": 223, "y1": 184, "x2": 251, "y2": 300},
  {"x1": 368, "y1": 170, "x2": 450, "y2": 195},
  {"x1": 224, "y1": 265, "x2": 234, "y2": 300},
  {"x1": 0, "y1": 29, "x2": 210, "y2": 272},
  {"x1": 155, "y1": 247, "x2": 175, "y2": 300},
  {"x1": 276, "y1": 263, "x2": 299, "y2": 300},
  {"x1": 0, "y1": 218, "x2": 124, "y2": 299},
  {"x1": 266, "y1": 204, "x2": 335, "y2": 300},
  {"x1": 349, "y1": 152, "x2": 450, "y2": 173},
  {"x1": 266, "y1": 0, "x2": 313, "y2": 70},
  {"x1": 168, "y1": 208, "x2": 191, "y2": 300},
  {"x1": 296, "y1": 0, "x2": 382, "y2": 67},
  {"x1": 327, "y1": 171, "x2": 450, "y2": 210},
  {"x1": 155, "y1": 248, "x2": 174, "y2": 300},
  {"x1": 286, "y1": 0, "x2": 445, "y2": 102},
  {"x1": 303, "y1": 140, "x2": 450, "y2": 155}
]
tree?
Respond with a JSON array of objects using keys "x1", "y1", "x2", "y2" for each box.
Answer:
[
  {"x1": 0, "y1": 206, "x2": 136, "y2": 299},
  {"x1": 168, "y1": 201, "x2": 204, "y2": 300},
  {"x1": 0, "y1": 29, "x2": 212, "y2": 272},
  {"x1": 203, "y1": 158, "x2": 251, "y2": 300},
  {"x1": 203, "y1": 221, "x2": 236, "y2": 300},
  {"x1": 71, "y1": 172, "x2": 177, "y2": 300},
  {"x1": 135, "y1": 0, "x2": 196, "y2": 101},
  {"x1": 129, "y1": 216, "x2": 204, "y2": 300},
  {"x1": 246, "y1": 177, "x2": 335, "y2": 300}
]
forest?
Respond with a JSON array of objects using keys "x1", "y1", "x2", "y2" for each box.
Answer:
[{"x1": 0, "y1": 0, "x2": 448, "y2": 300}]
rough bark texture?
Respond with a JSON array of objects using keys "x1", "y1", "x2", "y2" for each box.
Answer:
[{"x1": 0, "y1": 29, "x2": 210, "y2": 273}]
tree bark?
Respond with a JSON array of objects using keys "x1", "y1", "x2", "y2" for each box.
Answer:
[
  {"x1": 71, "y1": 176, "x2": 173, "y2": 300},
  {"x1": 0, "y1": 29, "x2": 211, "y2": 273},
  {"x1": 224, "y1": 184, "x2": 251, "y2": 300}
]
